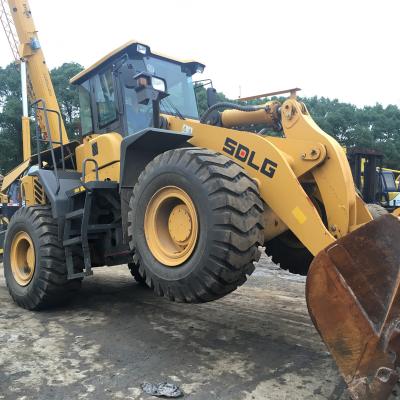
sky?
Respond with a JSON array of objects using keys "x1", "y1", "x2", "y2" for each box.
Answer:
[{"x1": 1, "y1": 0, "x2": 400, "y2": 107}]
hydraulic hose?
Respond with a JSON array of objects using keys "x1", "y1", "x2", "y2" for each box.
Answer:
[
  {"x1": 200, "y1": 102, "x2": 265, "y2": 124},
  {"x1": 201, "y1": 101, "x2": 282, "y2": 130}
]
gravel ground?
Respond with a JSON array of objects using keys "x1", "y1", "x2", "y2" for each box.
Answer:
[{"x1": 0, "y1": 251, "x2": 352, "y2": 400}]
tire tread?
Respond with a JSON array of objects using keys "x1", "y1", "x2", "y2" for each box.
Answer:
[
  {"x1": 4, "y1": 206, "x2": 81, "y2": 310},
  {"x1": 128, "y1": 147, "x2": 264, "y2": 303}
]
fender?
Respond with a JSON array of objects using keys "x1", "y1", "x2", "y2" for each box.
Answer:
[
  {"x1": 30, "y1": 169, "x2": 82, "y2": 218},
  {"x1": 119, "y1": 128, "x2": 192, "y2": 242}
]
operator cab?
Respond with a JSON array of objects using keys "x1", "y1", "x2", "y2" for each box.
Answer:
[{"x1": 70, "y1": 41, "x2": 204, "y2": 137}]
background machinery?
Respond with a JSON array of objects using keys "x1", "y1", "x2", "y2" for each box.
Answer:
[
  {"x1": 1, "y1": 1, "x2": 400, "y2": 399},
  {"x1": 347, "y1": 147, "x2": 400, "y2": 216}
]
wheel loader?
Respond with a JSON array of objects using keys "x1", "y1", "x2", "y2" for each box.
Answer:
[
  {"x1": 347, "y1": 148, "x2": 400, "y2": 216},
  {"x1": 1, "y1": 1, "x2": 400, "y2": 398}
]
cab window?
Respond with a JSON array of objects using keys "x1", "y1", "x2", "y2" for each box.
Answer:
[
  {"x1": 78, "y1": 80, "x2": 93, "y2": 135},
  {"x1": 381, "y1": 171, "x2": 397, "y2": 191},
  {"x1": 93, "y1": 69, "x2": 117, "y2": 128}
]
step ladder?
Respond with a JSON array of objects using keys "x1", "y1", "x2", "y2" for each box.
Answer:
[{"x1": 63, "y1": 180, "x2": 119, "y2": 280}]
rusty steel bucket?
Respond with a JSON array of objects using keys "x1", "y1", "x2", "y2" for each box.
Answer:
[{"x1": 306, "y1": 214, "x2": 400, "y2": 400}]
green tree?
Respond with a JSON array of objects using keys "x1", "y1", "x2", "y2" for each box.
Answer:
[
  {"x1": 303, "y1": 97, "x2": 400, "y2": 167},
  {"x1": 0, "y1": 64, "x2": 23, "y2": 173},
  {"x1": 51, "y1": 62, "x2": 84, "y2": 138}
]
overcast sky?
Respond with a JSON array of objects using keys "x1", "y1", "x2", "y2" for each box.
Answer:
[{"x1": 1, "y1": 0, "x2": 399, "y2": 107}]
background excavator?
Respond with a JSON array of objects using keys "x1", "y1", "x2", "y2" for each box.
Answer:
[{"x1": 1, "y1": 1, "x2": 400, "y2": 399}]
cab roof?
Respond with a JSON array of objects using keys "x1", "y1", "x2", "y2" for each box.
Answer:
[{"x1": 70, "y1": 40, "x2": 205, "y2": 85}]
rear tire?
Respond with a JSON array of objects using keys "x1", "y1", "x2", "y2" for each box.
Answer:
[
  {"x1": 128, "y1": 262, "x2": 147, "y2": 286},
  {"x1": 265, "y1": 231, "x2": 313, "y2": 276},
  {"x1": 367, "y1": 203, "x2": 388, "y2": 219},
  {"x1": 4, "y1": 206, "x2": 81, "y2": 310},
  {"x1": 128, "y1": 147, "x2": 264, "y2": 303}
]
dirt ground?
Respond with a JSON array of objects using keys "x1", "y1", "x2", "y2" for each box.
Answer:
[{"x1": 0, "y1": 251, "x2": 353, "y2": 400}]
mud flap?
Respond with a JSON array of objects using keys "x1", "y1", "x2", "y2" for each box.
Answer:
[{"x1": 306, "y1": 214, "x2": 400, "y2": 400}]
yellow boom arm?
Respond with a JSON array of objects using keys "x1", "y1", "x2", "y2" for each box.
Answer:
[{"x1": 7, "y1": 0, "x2": 69, "y2": 146}]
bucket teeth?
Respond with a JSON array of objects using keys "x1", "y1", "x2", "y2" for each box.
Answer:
[{"x1": 348, "y1": 368, "x2": 398, "y2": 400}]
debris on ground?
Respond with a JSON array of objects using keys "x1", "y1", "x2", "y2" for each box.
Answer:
[{"x1": 141, "y1": 382, "x2": 183, "y2": 398}]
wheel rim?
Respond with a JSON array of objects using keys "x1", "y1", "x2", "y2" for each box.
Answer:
[
  {"x1": 10, "y1": 231, "x2": 36, "y2": 286},
  {"x1": 144, "y1": 186, "x2": 199, "y2": 267}
]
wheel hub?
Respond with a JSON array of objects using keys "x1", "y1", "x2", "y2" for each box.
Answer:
[
  {"x1": 144, "y1": 186, "x2": 198, "y2": 267},
  {"x1": 10, "y1": 231, "x2": 36, "y2": 286},
  {"x1": 168, "y1": 204, "x2": 192, "y2": 244}
]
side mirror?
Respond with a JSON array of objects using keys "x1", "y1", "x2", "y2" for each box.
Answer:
[
  {"x1": 132, "y1": 72, "x2": 168, "y2": 105},
  {"x1": 206, "y1": 87, "x2": 217, "y2": 107},
  {"x1": 121, "y1": 64, "x2": 168, "y2": 105},
  {"x1": 120, "y1": 63, "x2": 168, "y2": 129}
]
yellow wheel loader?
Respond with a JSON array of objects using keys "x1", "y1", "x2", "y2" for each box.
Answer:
[
  {"x1": 347, "y1": 148, "x2": 400, "y2": 217},
  {"x1": 1, "y1": 1, "x2": 400, "y2": 398}
]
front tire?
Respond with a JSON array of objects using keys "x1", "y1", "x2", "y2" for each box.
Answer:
[
  {"x1": 4, "y1": 206, "x2": 81, "y2": 310},
  {"x1": 128, "y1": 148, "x2": 264, "y2": 303}
]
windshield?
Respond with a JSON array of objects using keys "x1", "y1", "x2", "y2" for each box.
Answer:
[
  {"x1": 143, "y1": 56, "x2": 199, "y2": 120},
  {"x1": 123, "y1": 56, "x2": 199, "y2": 135}
]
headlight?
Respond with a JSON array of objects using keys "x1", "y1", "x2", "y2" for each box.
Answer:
[{"x1": 151, "y1": 77, "x2": 166, "y2": 92}]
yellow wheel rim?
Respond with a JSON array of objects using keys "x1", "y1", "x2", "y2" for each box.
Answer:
[
  {"x1": 10, "y1": 231, "x2": 36, "y2": 286},
  {"x1": 144, "y1": 186, "x2": 199, "y2": 267}
]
